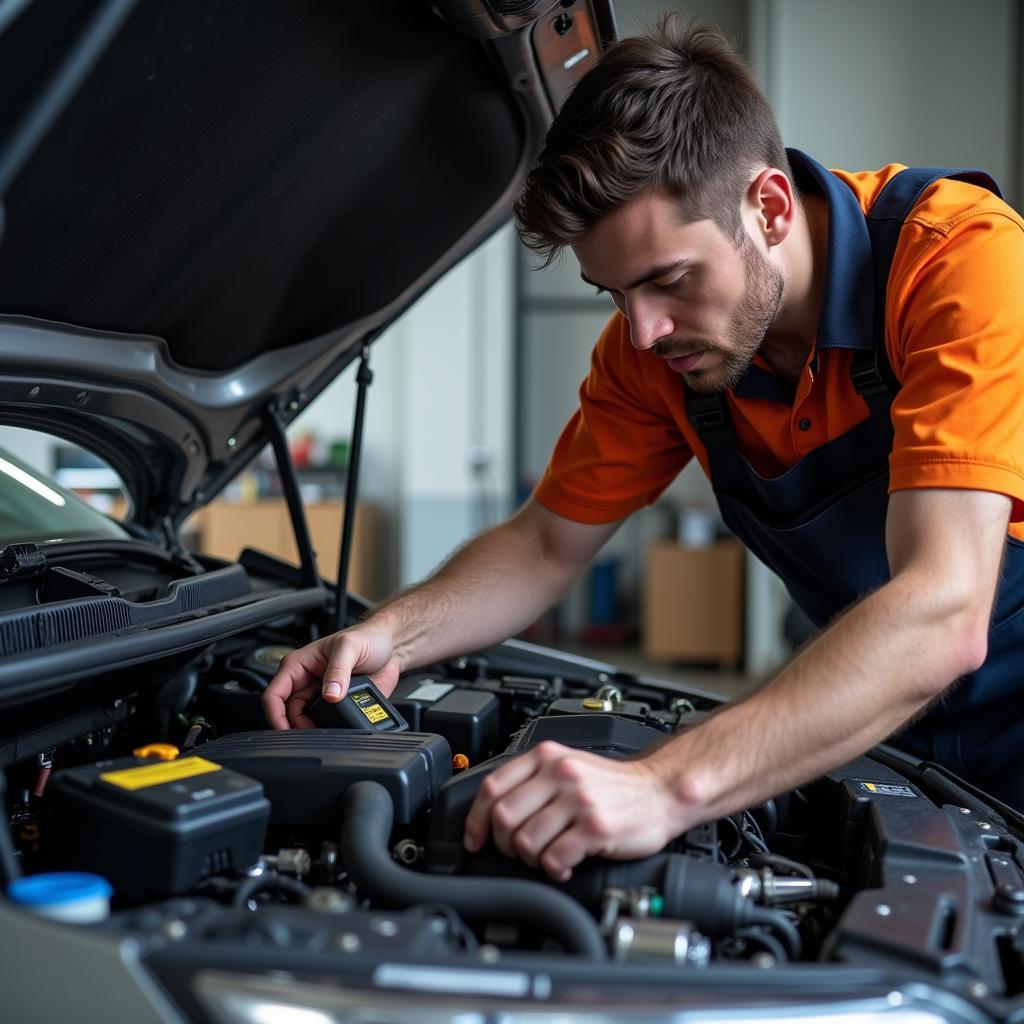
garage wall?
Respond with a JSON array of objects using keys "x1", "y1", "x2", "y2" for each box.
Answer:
[{"x1": 291, "y1": 224, "x2": 515, "y2": 593}]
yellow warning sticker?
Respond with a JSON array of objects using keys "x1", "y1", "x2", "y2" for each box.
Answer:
[
  {"x1": 864, "y1": 783, "x2": 877, "y2": 792},
  {"x1": 100, "y1": 756, "x2": 222, "y2": 790},
  {"x1": 359, "y1": 702, "x2": 389, "y2": 724}
]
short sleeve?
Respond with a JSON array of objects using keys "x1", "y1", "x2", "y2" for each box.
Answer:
[
  {"x1": 887, "y1": 210, "x2": 1024, "y2": 520},
  {"x1": 533, "y1": 314, "x2": 692, "y2": 524}
]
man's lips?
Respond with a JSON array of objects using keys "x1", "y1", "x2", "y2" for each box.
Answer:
[{"x1": 666, "y1": 351, "x2": 706, "y2": 373}]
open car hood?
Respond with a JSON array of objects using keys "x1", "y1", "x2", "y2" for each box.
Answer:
[{"x1": 0, "y1": 0, "x2": 614, "y2": 527}]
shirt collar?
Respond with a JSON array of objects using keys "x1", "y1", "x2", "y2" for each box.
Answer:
[{"x1": 786, "y1": 148, "x2": 875, "y2": 351}]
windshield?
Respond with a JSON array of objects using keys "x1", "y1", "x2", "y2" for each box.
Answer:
[{"x1": 0, "y1": 446, "x2": 129, "y2": 545}]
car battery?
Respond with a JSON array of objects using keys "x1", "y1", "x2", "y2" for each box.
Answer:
[
  {"x1": 422, "y1": 689, "x2": 501, "y2": 765},
  {"x1": 45, "y1": 755, "x2": 269, "y2": 899}
]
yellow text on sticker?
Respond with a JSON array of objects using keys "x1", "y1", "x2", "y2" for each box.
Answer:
[{"x1": 359, "y1": 703, "x2": 389, "y2": 724}]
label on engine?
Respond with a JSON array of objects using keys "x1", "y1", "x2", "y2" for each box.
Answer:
[
  {"x1": 353, "y1": 690, "x2": 390, "y2": 724},
  {"x1": 858, "y1": 781, "x2": 916, "y2": 798},
  {"x1": 100, "y1": 756, "x2": 222, "y2": 790},
  {"x1": 405, "y1": 681, "x2": 454, "y2": 702}
]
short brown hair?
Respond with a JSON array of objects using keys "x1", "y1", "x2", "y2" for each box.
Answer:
[{"x1": 515, "y1": 16, "x2": 792, "y2": 265}]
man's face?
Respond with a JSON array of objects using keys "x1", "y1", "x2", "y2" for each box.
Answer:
[{"x1": 572, "y1": 189, "x2": 784, "y2": 394}]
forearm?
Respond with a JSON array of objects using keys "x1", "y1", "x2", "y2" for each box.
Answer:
[
  {"x1": 649, "y1": 571, "x2": 989, "y2": 827},
  {"x1": 366, "y1": 513, "x2": 579, "y2": 673}
]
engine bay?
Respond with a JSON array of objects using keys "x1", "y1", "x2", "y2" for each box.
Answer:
[{"x1": 5, "y1": 611, "x2": 1024, "y2": 1012}]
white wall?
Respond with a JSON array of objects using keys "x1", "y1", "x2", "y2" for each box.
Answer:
[
  {"x1": 751, "y1": 0, "x2": 1019, "y2": 203},
  {"x1": 292, "y1": 224, "x2": 515, "y2": 592}
]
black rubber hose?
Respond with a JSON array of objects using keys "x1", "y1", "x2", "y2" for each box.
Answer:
[
  {"x1": 748, "y1": 907, "x2": 801, "y2": 960},
  {"x1": 233, "y1": 873, "x2": 311, "y2": 908},
  {"x1": 340, "y1": 781, "x2": 607, "y2": 959}
]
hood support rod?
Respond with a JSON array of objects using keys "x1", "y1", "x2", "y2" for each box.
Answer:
[
  {"x1": 334, "y1": 346, "x2": 373, "y2": 632},
  {"x1": 265, "y1": 403, "x2": 320, "y2": 592}
]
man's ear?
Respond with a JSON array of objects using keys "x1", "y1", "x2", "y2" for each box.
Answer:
[{"x1": 745, "y1": 167, "x2": 796, "y2": 248}]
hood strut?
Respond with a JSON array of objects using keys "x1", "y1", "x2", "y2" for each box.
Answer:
[
  {"x1": 265, "y1": 403, "x2": 320, "y2": 592},
  {"x1": 334, "y1": 347, "x2": 373, "y2": 632}
]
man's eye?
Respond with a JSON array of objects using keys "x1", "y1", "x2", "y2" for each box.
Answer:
[{"x1": 656, "y1": 276, "x2": 687, "y2": 291}]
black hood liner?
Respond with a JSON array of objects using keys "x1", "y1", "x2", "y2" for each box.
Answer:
[{"x1": 0, "y1": 0, "x2": 524, "y2": 371}]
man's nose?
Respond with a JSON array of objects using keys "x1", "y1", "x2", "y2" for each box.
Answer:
[{"x1": 626, "y1": 300, "x2": 674, "y2": 352}]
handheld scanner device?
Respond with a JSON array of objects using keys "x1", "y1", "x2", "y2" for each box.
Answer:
[{"x1": 305, "y1": 677, "x2": 408, "y2": 732}]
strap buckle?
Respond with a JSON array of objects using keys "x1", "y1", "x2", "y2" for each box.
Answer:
[
  {"x1": 690, "y1": 406, "x2": 726, "y2": 432},
  {"x1": 850, "y1": 360, "x2": 889, "y2": 399}
]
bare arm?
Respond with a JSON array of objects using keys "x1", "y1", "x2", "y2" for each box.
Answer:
[
  {"x1": 262, "y1": 499, "x2": 621, "y2": 728},
  {"x1": 465, "y1": 488, "x2": 1010, "y2": 879}
]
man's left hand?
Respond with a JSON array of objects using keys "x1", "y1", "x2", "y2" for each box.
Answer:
[{"x1": 462, "y1": 740, "x2": 685, "y2": 881}]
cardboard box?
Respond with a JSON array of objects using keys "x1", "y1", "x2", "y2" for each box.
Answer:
[
  {"x1": 643, "y1": 539, "x2": 744, "y2": 666},
  {"x1": 188, "y1": 500, "x2": 380, "y2": 599}
]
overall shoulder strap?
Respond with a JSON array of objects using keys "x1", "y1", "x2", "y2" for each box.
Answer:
[{"x1": 854, "y1": 167, "x2": 1003, "y2": 408}]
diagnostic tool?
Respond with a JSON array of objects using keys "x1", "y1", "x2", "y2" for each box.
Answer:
[{"x1": 305, "y1": 676, "x2": 408, "y2": 732}]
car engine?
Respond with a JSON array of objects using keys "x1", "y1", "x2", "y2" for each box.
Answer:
[{"x1": 5, "y1": 611, "x2": 1024, "y2": 1007}]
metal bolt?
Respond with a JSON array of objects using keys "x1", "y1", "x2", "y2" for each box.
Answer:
[
  {"x1": 370, "y1": 918, "x2": 399, "y2": 937},
  {"x1": 901, "y1": 875, "x2": 917, "y2": 885},
  {"x1": 886, "y1": 992, "x2": 904, "y2": 1007},
  {"x1": 161, "y1": 919, "x2": 187, "y2": 941},
  {"x1": 318, "y1": 841, "x2": 339, "y2": 878},
  {"x1": 73, "y1": 390, "x2": 89, "y2": 406},
  {"x1": 998, "y1": 884, "x2": 1024, "y2": 904},
  {"x1": 227, "y1": 436, "x2": 237, "y2": 448},
  {"x1": 979, "y1": 822, "x2": 992, "y2": 831},
  {"x1": 288, "y1": 400, "x2": 299, "y2": 411},
  {"x1": 687, "y1": 935, "x2": 712, "y2": 968},
  {"x1": 876, "y1": 904, "x2": 892, "y2": 917},
  {"x1": 305, "y1": 888, "x2": 352, "y2": 914},
  {"x1": 27, "y1": 386, "x2": 39, "y2": 399},
  {"x1": 338, "y1": 933, "x2": 362, "y2": 953},
  {"x1": 969, "y1": 982, "x2": 989, "y2": 999},
  {"x1": 478, "y1": 945, "x2": 501, "y2": 963},
  {"x1": 276, "y1": 848, "x2": 312, "y2": 876},
  {"x1": 959, "y1": 807, "x2": 972, "y2": 814},
  {"x1": 393, "y1": 839, "x2": 421, "y2": 866},
  {"x1": 670, "y1": 698, "x2": 697, "y2": 717},
  {"x1": 752, "y1": 952, "x2": 776, "y2": 968}
]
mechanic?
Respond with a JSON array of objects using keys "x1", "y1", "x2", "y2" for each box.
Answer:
[{"x1": 263, "y1": 18, "x2": 1024, "y2": 881}]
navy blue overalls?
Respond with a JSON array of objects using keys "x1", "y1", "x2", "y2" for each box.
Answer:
[{"x1": 685, "y1": 150, "x2": 1024, "y2": 809}]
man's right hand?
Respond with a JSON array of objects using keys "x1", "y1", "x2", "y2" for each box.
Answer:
[{"x1": 261, "y1": 624, "x2": 401, "y2": 730}]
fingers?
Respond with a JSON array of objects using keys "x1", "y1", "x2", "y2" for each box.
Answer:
[
  {"x1": 322, "y1": 629, "x2": 385, "y2": 701},
  {"x1": 262, "y1": 642, "x2": 330, "y2": 728},
  {"x1": 260, "y1": 630, "x2": 385, "y2": 729},
  {"x1": 463, "y1": 752, "x2": 544, "y2": 852},
  {"x1": 505, "y1": 799, "x2": 574, "y2": 870},
  {"x1": 539, "y1": 823, "x2": 597, "y2": 883}
]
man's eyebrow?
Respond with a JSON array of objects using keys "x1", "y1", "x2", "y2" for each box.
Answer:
[{"x1": 580, "y1": 258, "x2": 690, "y2": 292}]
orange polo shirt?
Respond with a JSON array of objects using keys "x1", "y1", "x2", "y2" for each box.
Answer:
[{"x1": 534, "y1": 163, "x2": 1024, "y2": 539}]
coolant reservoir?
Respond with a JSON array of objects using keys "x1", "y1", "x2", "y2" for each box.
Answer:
[{"x1": 7, "y1": 872, "x2": 113, "y2": 923}]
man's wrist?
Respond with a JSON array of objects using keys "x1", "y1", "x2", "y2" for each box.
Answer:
[{"x1": 642, "y1": 739, "x2": 710, "y2": 838}]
